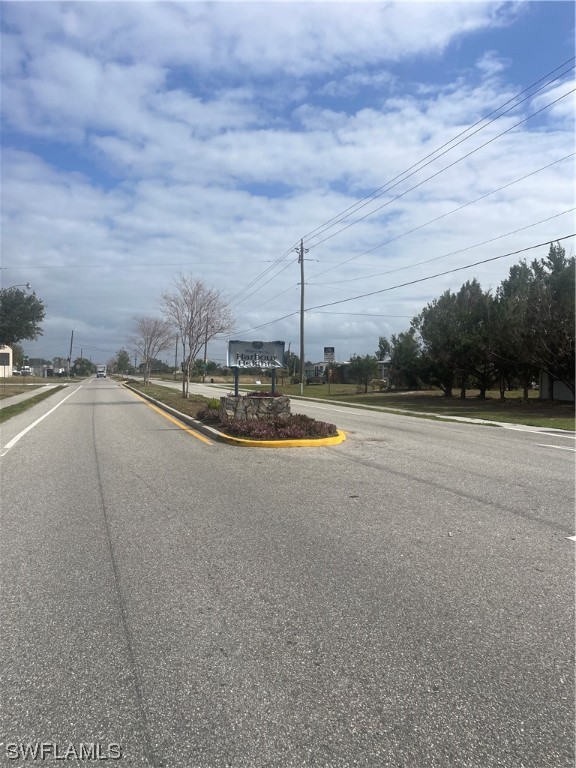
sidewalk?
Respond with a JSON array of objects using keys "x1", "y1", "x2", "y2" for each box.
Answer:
[{"x1": 0, "y1": 384, "x2": 67, "y2": 410}]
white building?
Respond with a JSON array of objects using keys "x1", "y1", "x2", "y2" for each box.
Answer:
[{"x1": 0, "y1": 346, "x2": 13, "y2": 377}]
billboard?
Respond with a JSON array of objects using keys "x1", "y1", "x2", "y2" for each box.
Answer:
[{"x1": 227, "y1": 340, "x2": 285, "y2": 369}]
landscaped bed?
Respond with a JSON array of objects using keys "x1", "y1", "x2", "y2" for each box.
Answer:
[
  {"x1": 126, "y1": 382, "x2": 339, "y2": 440},
  {"x1": 198, "y1": 408, "x2": 338, "y2": 440}
]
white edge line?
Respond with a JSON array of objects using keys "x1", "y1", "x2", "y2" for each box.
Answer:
[
  {"x1": 567, "y1": 536, "x2": 576, "y2": 542},
  {"x1": 0, "y1": 384, "x2": 84, "y2": 457},
  {"x1": 536, "y1": 444, "x2": 576, "y2": 452},
  {"x1": 513, "y1": 429, "x2": 576, "y2": 440}
]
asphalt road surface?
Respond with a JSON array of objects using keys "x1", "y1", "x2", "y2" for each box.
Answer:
[{"x1": 1, "y1": 377, "x2": 574, "y2": 767}]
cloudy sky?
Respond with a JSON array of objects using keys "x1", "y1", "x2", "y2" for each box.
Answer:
[{"x1": 1, "y1": 1, "x2": 574, "y2": 368}]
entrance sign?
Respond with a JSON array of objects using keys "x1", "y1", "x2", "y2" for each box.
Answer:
[
  {"x1": 228, "y1": 340, "x2": 285, "y2": 369},
  {"x1": 324, "y1": 347, "x2": 335, "y2": 362}
]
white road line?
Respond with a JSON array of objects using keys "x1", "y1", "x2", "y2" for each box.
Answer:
[
  {"x1": 567, "y1": 536, "x2": 576, "y2": 542},
  {"x1": 507, "y1": 427, "x2": 576, "y2": 439},
  {"x1": 536, "y1": 444, "x2": 576, "y2": 452},
  {"x1": 0, "y1": 384, "x2": 84, "y2": 457}
]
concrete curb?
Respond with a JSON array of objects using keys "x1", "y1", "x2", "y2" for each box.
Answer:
[{"x1": 123, "y1": 383, "x2": 346, "y2": 448}]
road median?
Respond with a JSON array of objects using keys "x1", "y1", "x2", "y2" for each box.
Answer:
[{"x1": 123, "y1": 382, "x2": 346, "y2": 447}]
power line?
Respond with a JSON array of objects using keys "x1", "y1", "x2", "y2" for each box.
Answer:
[
  {"x1": 227, "y1": 310, "x2": 300, "y2": 337},
  {"x1": 301, "y1": 58, "x2": 575, "y2": 245},
  {"x1": 148, "y1": 61, "x2": 576, "y2": 315},
  {"x1": 229, "y1": 258, "x2": 296, "y2": 309},
  {"x1": 313, "y1": 312, "x2": 413, "y2": 318},
  {"x1": 306, "y1": 235, "x2": 575, "y2": 311},
  {"x1": 225, "y1": 62, "x2": 571, "y2": 312},
  {"x1": 306, "y1": 87, "x2": 575, "y2": 251},
  {"x1": 230, "y1": 235, "x2": 574, "y2": 334},
  {"x1": 311, "y1": 207, "x2": 576, "y2": 286},
  {"x1": 309, "y1": 154, "x2": 575, "y2": 282},
  {"x1": 0, "y1": 259, "x2": 285, "y2": 272}
]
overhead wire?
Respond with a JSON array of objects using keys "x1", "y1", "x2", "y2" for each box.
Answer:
[
  {"x1": 308, "y1": 153, "x2": 575, "y2": 282},
  {"x1": 222, "y1": 59, "x2": 574, "y2": 310},
  {"x1": 227, "y1": 244, "x2": 299, "y2": 306},
  {"x1": 229, "y1": 257, "x2": 296, "y2": 309},
  {"x1": 0, "y1": 259, "x2": 283, "y2": 272},
  {"x1": 306, "y1": 234, "x2": 576, "y2": 311},
  {"x1": 230, "y1": 235, "x2": 575, "y2": 335},
  {"x1": 311, "y1": 207, "x2": 576, "y2": 286},
  {"x1": 301, "y1": 57, "x2": 575, "y2": 246},
  {"x1": 306, "y1": 87, "x2": 575, "y2": 253}
]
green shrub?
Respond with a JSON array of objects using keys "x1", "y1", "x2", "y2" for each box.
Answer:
[
  {"x1": 196, "y1": 406, "x2": 220, "y2": 423},
  {"x1": 221, "y1": 413, "x2": 337, "y2": 440}
]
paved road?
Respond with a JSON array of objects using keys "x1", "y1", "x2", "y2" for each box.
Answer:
[{"x1": 1, "y1": 377, "x2": 574, "y2": 767}]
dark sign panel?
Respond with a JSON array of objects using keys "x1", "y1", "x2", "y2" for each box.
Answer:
[
  {"x1": 228, "y1": 340, "x2": 285, "y2": 368},
  {"x1": 323, "y1": 347, "x2": 335, "y2": 361}
]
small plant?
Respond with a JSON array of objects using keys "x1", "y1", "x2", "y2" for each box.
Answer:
[
  {"x1": 196, "y1": 405, "x2": 220, "y2": 423},
  {"x1": 220, "y1": 413, "x2": 337, "y2": 440}
]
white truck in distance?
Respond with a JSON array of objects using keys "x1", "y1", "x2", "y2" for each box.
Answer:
[{"x1": 96, "y1": 365, "x2": 107, "y2": 378}]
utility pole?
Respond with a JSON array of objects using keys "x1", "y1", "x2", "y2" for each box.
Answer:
[
  {"x1": 298, "y1": 239, "x2": 307, "y2": 396},
  {"x1": 67, "y1": 330, "x2": 74, "y2": 379},
  {"x1": 174, "y1": 333, "x2": 179, "y2": 380},
  {"x1": 202, "y1": 320, "x2": 209, "y2": 383}
]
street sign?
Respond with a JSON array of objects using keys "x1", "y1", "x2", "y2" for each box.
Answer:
[
  {"x1": 228, "y1": 340, "x2": 285, "y2": 368},
  {"x1": 324, "y1": 347, "x2": 335, "y2": 362}
]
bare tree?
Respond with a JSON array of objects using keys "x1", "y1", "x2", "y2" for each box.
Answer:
[
  {"x1": 130, "y1": 316, "x2": 174, "y2": 385},
  {"x1": 161, "y1": 275, "x2": 234, "y2": 397}
]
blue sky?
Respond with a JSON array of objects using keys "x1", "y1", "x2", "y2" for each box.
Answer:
[{"x1": 1, "y1": 1, "x2": 574, "y2": 367}]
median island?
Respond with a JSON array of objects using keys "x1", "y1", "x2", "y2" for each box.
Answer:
[{"x1": 124, "y1": 381, "x2": 346, "y2": 447}]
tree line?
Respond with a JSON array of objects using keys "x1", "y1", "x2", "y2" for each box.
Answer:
[{"x1": 349, "y1": 243, "x2": 574, "y2": 400}]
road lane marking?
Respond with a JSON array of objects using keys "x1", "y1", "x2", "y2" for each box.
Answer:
[
  {"x1": 505, "y1": 427, "x2": 575, "y2": 438},
  {"x1": 536, "y1": 444, "x2": 576, "y2": 452},
  {"x1": 567, "y1": 536, "x2": 576, "y2": 542},
  {"x1": 131, "y1": 392, "x2": 213, "y2": 445},
  {"x1": 0, "y1": 385, "x2": 84, "y2": 457}
]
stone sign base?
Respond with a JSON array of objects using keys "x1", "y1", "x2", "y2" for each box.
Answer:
[{"x1": 220, "y1": 395, "x2": 291, "y2": 421}]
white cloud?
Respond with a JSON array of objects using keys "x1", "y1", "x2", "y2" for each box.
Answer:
[
  {"x1": 475, "y1": 50, "x2": 510, "y2": 78},
  {"x1": 1, "y1": 1, "x2": 573, "y2": 365},
  {"x1": 530, "y1": 78, "x2": 576, "y2": 123}
]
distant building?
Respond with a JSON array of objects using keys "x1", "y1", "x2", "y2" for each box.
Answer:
[
  {"x1": 304, "y1": 361, "x2": 353, "y2": 384},
  {"x1": 0, "y1": 346, "x2": 14, "y2": 376},
  {"x1": 539, "y1": 371, "x2": 574, "y2": 402},
  {"x1": 378, "y1": 360, "x2": 390, "y2": 380}
]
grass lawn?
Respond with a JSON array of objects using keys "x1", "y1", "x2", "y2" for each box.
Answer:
[
  {"x1": 0, "y1": 385, "x2": 68, "y2": 423},
  {"x1": 0, "y1": 384, "x2": 45, "y2": 400},
  {"x1": 129, "y1": 380, "x2": 574, "y2": 431},
  {"x1": 127, "y1": 381, "x2": 210, "y2": 419},
  {"x1": 329, "y1": 390, "x2": 575, "y2": 431}
]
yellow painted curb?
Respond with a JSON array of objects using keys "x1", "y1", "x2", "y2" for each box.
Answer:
[{"x1": 215, "y1": 430, "x2": 347, "y2": 448}]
